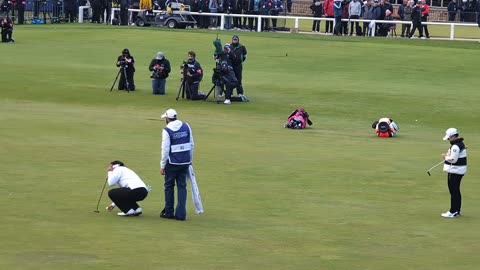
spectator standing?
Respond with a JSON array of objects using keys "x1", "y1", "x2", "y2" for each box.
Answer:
[
  {"x1": 333, "y1": 0, "x2": 342, "y2": 35},
  {"x1": 362, "y1": 0, "x2": 374, "y2": 36},
  {"x1": 459, "y1": 0, "x2": 467, "y2": 22},
  {"x1": 209, "y1": 0, "x2": 219, "y2": 29},
  {"x1": 341, "y1": 0, "x2": 349, "y2": 35},
  {"x1": 310, "y1": 0, "x2": 323, "y2": 32},
  {"x1": 348, "y1": 0, "x2": 361, "y2": 35},
  {"x1": 408, "y1": 0, "x2": 423, "y2": 38},
  {"x1": 323, "y1": 0, "x2": 334, "y2": 33},
  {"x1": 447, "y1": 0, "x2": 458, "y2": 21},
  {"x1": 420, "y1": 0, "x2": 430, "y2": 38},
  {"x1": 16, "y1": 0, "x2": 26, "y2": 24},
  {"x1": 401, "y1": 0, "x2": 412, "y2": 37},
  {"x1": 231, "y1": 34, "x2": 248, "y2": 100}
]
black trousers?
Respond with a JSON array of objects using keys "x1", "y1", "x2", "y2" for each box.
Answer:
[
  {"x1": 421, "y1": 16, "x2": 429, "y2": 37},
  {"x1": 108, "y1": 187, "x2": 148, "y2": 213},
  {"x1": 1, "y1": 29, "x2": 12, "y2": 42},
  {"x1": 447, "y1": 173, "x2": 463, "y2": 213},
  {"x1": 232, "y1": 64, "x2": 243, "y2": 95},
  {"x1": 349, "y1": 15, "x2": 360, "y2": 35},
  {"x1": 409, "y1": 21, "x2": 423, "y2": 37},
  {"x1": 118, "y1": 68, "x2": 135, "y2": 90},
  {"x1": 325, "y1": 16, "x2": 334, "y2": 33}
]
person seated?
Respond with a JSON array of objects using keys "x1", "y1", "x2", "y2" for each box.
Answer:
[
  {"x1": 378, "y1": 9, "x2": 393, "y2": 36},
  {"x1": 371, "y1": 117, "x2": 399, "y2": 137},
  {"x1": 285, "y1": 108, "x2": 313, "y2": 129}
]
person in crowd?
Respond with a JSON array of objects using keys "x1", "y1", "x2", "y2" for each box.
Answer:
[
  {"x1": 208, "y1": 0, "x2": 219, "y2": 29},
  {"x1": 378, "y1": 9, "x2": 393, "y2": 36},
  {"x1": 101, "y1": 0, "x2": 112, "y2": 24},
  {"x1": 149, "y1": 52, "x2": 171, "y2": 95},
  {"x1": 182, "y1": 51, "x2": 205, "y2": 100},
  {"x1": 348, "y1": 0, "x2": 361, "y2": 35},
  {"x1": 333, "y1": 0, "x2": 343, "y2": 35},
  {"x1": 64, "y1": 0, "x2": 76, "y2": 22},
  {"x1": 398, "y1": 0, "x2": 406, "y2": 31},
  {"x1": 16, "y1": 0, "x2": 26, "y2": 24},
  {"x1": 381, "y1": 0, "x2": 393, "y2": 19},
  {"x1": 447, "y1": 0, "x2": 458, "y2": 21},
  {"x1": 260, "y1": 0, "x2": 273, "y2": 31},
  {"x1": 459, "y1": 0, "x2": 467, "y2": 22},
  {"x1": 160, "y1": 109, "x2": 194, "y2": 221},
  {"x1": 408, "y1": 0, "x2": 423, "y2": 38},
  {"x1": 116, "y1": 48, "x2": 136, "y2": 91},
  {"x1": 230, "y1": 34, "x2": 249, "y2": 101},
  {"x1": 440, "y1": 128, "x2": 467, "y2": 218},
  {"x1": 223, "y1": 0, "x2": 234, "y2": 29},
  {"x1": 310, "y1": 0, "x2": 323, "y2": 33},
  {"x1": 232, "y1": 0, "x2": 242, "y2": 28},
  {"x1": 420, "y1": 0, "x2": 430, "y2": 38},
  {"x1": 270, "y1": 0, "x2": 284, "y2": 31},
  {"x1": 1, "y1": 16, "x2": 14, "y2": 43},
  {"x1": 372, "y1": 0, "x2": 382, "y2": 34},
  {"x1": 120, "y1": 0, "x2": 129, "y2": 25},
  {"x1": 105, "y1": 160, "x2": 149, "y2": 217},
  {"x1": 286, "y1": 0, "x2": 293, "y2": 12},
  {"x1": 249, "y1": 0, "x2": 261, "y2": 31},
  {"x1": 323, "y1": 0, "x2": 334, "y2": 33},
  {"x1": 400, "y1": 0, "x2": 412, "y2": 37},
  {"x1": 371, "y1": 117, "x2": 399, "y2": 137},
  {"x1": 362, "y1": 0, "x2": 374, "y2": 36},
  {"x1": 341, "y1": 0, "x2": 349, "y2": 35}
]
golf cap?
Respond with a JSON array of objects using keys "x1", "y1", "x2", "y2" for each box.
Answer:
[
  {"x1": 161, "y1": 109, "x2": 177, "y2": 119},
  {"x1": 442, "y1": 128, "x2": 458, "y2": 140},
  {"x1": 224, "y1": 43, "x2": 231, "y2": 49},
  {"x1": 232, "y1": 34, "x2": 239, "y2": 40},
  {"x1": 156, "y1": 52, "x2": 164, "y2": 60}
]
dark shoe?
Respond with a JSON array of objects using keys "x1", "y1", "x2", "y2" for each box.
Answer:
[
  {"x1": 175, "y1": 217, "x2": 186, "y2": 221},
  {"x1": 160, "y1": 212, "x2": 175, "y2": 219}
]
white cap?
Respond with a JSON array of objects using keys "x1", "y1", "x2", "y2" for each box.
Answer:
[
  {"x1": 156, "y1": 52, "x2": 164, "y2": 60},
  {"x1": 442, "y1": 128, "x2": 458, "y2": 140},
  {"x1": 161, "y1": 109, "x2": 177, "y2": 119}
]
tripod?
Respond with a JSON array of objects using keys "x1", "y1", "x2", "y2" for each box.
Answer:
[
  {"x1": 204, "y1": 81, "x2": 225, "y2": 103},
  {"x1": 110, "y1": 66, "x2": 130, "y2": 93},
  {"x1": 176, "y1": 76, "x2": 192, "y2": 100}
]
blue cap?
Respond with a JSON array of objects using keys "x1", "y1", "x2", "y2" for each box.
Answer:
[{"x1": 232, "y1": 35, "x2": 239, "y2": 40}]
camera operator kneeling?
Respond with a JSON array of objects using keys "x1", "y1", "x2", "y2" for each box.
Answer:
[
  {"x1": 149, "y1": 52, "x2": 171, "y2": 95},
  {"x1": 1, "y1": 17, "x2": 14, "y2": 43},
  {"x1": 182, "y1": 51, "x2": 205, "y2": 100},
  {"x1": 217, "y1": 61, "x2": 238, "y2": 105}
]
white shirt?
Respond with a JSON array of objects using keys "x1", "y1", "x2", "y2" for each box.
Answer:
[
  {"x1": 443, "y1": 145, "x2": 467, "y2": 175},
  {"x1": 107, "y1": 165, "x2": 147, "y2": 189},
  {"x1": 161, "y1": 120, "x2": 194, "y2": 169}
]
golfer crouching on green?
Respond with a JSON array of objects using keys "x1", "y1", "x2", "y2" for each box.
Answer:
[{"x1": 105, "y1": 160, "x2": 150, "y2": 217}]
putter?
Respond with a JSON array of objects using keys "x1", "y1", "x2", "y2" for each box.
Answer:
[
  {"x1": 427, "y1": 161, "x2": 444, "y2": 176},
  {"x1": 94, "y1": 180, "x2": 108, "y2": 213}
]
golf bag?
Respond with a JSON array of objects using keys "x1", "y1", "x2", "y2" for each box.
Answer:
[
  {"x1": 284, "y1": 107, "x2": 313, "y2": 129},
  {"x1": 372, "y1": 118, "x2": 398, "y2": 137}
]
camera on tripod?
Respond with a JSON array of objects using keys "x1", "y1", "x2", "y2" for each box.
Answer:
[
  {"x1": 212, "y1": 64, "x2": 224, "y2": 85},
  {"x1": 151, "y1": 64, "x2": 165, "y2": 79}
]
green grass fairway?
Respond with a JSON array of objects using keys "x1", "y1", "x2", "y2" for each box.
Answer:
[{"x1": 1, "y1": 24, "x2": 480, "y2": 270}]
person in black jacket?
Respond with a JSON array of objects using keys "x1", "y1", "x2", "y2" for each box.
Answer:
[
  {"x1": 408, "y1": 1, "x2": 423, "y2": 38},
  {"x1": 149, "y1": 52, "x2": 171, "y2": 95},
  {"x1": 230, "y1": 34, "x2": 248, "y2": 100},
  {"x1": 217, "y1": 60, "x2": 238, "y2": 104},
  {"x1": 116, "y1": 48, "x2": 136, "y2": 91},
  {"x1": 16, "y1": 0, "x2": 26, "y2": 24},
  {"x1": 447, "y1": 0, "x2": 458, "y2": 21},
  {"x1": 310, "y1": 0, "x2": 322, "y2": 32},
  {"x1": 182, "y1": 51, "x2": 205, "y2": 100},
  {"x1": 1, "y1": 16, "x2": 14, "y2": 42}
]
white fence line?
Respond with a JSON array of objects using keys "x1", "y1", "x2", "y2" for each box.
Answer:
[{"x1": 77, "y1": 8, "x2": 479, "y2": 41}]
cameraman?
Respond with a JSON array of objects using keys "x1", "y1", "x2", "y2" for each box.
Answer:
[
  {"x1": 217, "y1": 61, "x2": 238, "y2": 105},
  {"x1": 116, "y1": 48, "x2": 136, "y2": 91},
  {"x1": 149, "y1": 52, "x2": 171, "y2": 95},
  {"x1": 1, "y1": 16, "x2": 14, "y2": 43},
  {"x1": 182, "y1": 51, "x2": 204, "y2": 100}
]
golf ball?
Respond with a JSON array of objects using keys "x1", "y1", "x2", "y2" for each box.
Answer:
[{"x1": 415, "y1": 120, "x2": 418, "y2": 121}]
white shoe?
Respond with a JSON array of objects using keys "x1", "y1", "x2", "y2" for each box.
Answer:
[
  {"x1": 224, "y1": 99, "x2": 231, "y2": 104},
  {"x1": 118, "y1": 209, "x2": 135, "y2": 216},
  {"x1": 134, "y1": 207, "x2": 143, "y2": 216},
  {"x1": 441, "y1": 211, "x2": 459, "y2": 218}
]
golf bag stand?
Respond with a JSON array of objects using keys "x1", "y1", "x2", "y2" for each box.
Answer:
[
  {"x1": 176, "y1": 77, "x2": 192, "y2": 100},
  {"x1": 110, "y1": 66, "x2": 130, "y2": 93}
]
